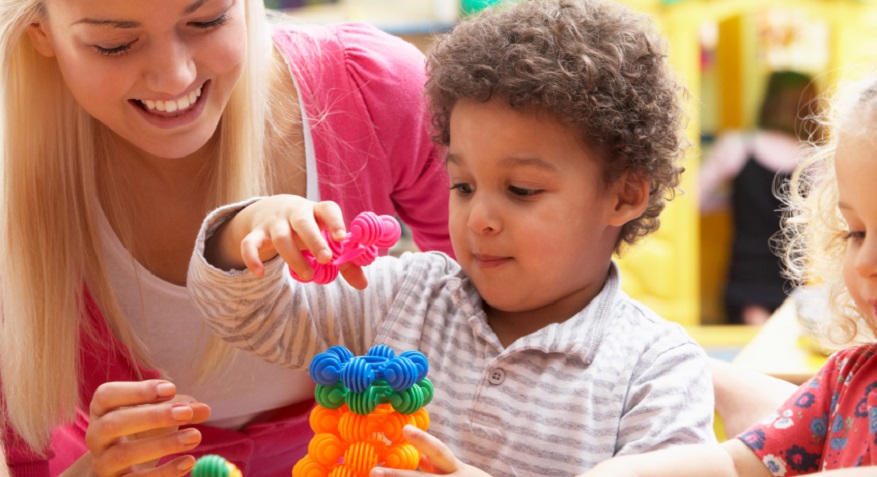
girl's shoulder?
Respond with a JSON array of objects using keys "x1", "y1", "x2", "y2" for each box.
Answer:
[
  {"x1": 803, "y1": 343, "x2": 877, "y2": 395},
  {"x1": 826, "y1": 342, "x2": 877, "y2": 382}
]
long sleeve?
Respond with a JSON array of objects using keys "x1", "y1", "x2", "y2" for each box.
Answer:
[{"x1": 186, "y1": 200, "x2": 415, "y2": 368}]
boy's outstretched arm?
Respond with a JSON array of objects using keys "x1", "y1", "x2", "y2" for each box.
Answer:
[
  {"x1": 370, "y1": 426, "x2": 495, "y2": 477},
  {"x1": 203, "y1": 195, "x2": 366, "y2": 288},
  {"x1": 579, "y1": 439, "x2": 770, "y2": 477}
]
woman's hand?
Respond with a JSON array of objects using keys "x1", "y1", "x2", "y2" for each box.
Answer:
[
  {"x1": 85, "y1": 380, "x2": 210, "y2": 477},
  {"x1": 206, "y1": 195, "x2": 367, "y2": 289},
  {"x1": 370, "y1": 425, "x2": 494, "y2": 477}
]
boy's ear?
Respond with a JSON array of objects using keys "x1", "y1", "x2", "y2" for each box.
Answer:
[
  {"x1": 607, "y1": 171, "x2": 650, "y2": 227},
  {"x1": 26, "y1": 21, "x2": 56, "y2": 58}
]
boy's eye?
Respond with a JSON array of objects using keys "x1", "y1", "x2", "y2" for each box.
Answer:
[
  {"x1": 190, "y1": 13, "x2": 228, "y2": 30},
  {"x1": 509, "y1": 185, "x2": 542, "y2": 197},
  {"x1": 449, "y1": 183, "x2": 474, "y2": 195}
]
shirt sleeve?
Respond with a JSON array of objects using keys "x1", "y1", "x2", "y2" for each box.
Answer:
[
  {"x1": 736, "y1": 350, "x2": 844, "y2": 476},
  {"x1": 615, "y1": 339, "x2": 717, "y2": 455},
  {"x1": 186, "y1": 199, "x2": 411, "y2": 367},
  {"x1": 334, "y1": 23, "x2": 453, "y2": 257}
]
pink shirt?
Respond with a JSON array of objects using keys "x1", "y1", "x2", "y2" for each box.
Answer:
[{"x1": 3, "y1": 22, "x2": 450, "y2": 476}]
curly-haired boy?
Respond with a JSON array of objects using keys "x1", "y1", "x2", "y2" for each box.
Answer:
[{"x1": 186, "y1": 0, "x2": 716, "y2": 475}]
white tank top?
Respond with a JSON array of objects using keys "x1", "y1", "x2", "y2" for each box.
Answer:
[{"x1": 98, "y1": 86, "x2": 321, "y2": 430}]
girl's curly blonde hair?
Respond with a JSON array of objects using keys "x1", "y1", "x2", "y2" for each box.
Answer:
[
  {"x1": 424, "y1": 0, "x2": 687, "y2": 252},
  {"x1": 782, "y1": 76, "x2": 877, "y2": 347}
]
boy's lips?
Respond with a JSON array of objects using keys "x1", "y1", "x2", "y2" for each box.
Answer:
[{"x1": 473, "y1": 253, "x2": 511, "y2": 268}]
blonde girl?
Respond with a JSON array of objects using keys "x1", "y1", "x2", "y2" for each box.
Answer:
[{"x1": 582, "y1": 76, "x2": 877, "y2": 477}]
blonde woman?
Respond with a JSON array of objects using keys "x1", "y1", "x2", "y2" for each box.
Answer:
[{"x1": 0, "y1": 0, "x2": 452, "y2": 476}]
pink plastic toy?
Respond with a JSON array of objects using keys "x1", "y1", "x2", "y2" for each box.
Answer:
[{"x1": 290, "y1": 212, "x2": 402, "y2": 284}]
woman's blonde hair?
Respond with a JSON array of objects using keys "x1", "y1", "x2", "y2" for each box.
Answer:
[
  {"x1": 0, "y1": 0, "x2": 277, "y2": 452},
  {"x1": 783, "y1": 75, "x2": 877, "y2": 348}
]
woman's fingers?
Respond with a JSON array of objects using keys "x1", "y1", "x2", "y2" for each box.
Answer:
[
  {"x1": 89, "y1": 401, "x2": 204, "y2": 446},
  {"x1": 186, "y1": 402, "x2": 211, "y2": 424},
  {"x1": 86, "y1": 381, "x2": 211, "y2": 477},
  {"x1": 92, "y1": 429, "x2": 203, "y2": 477},
  {"x1": 89, "y1": 380, "x2": 176, "y2": 418}
]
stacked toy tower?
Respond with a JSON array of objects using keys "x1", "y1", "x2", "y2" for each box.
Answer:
[{"x1": 292, "y1": 345, "x2": 433, "y2": 477}]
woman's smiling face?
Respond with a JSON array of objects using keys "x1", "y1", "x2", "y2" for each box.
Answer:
[{"x1": 28, "y1": 0, "x2": 248, "y2": 159}]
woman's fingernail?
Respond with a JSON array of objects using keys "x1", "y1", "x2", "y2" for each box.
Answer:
[
  {"x1": 178, "y1": 429, "x2": 201, "y2": 446},
  {"x1": 171, "y1": 404, "x2": 194, "y2": 421},
  {"x1": 156, "y1": 382, "x2": 175, "y2": 398},
  {"x1": 178, "y1": 457, "x2": 196, "y2": 472}
]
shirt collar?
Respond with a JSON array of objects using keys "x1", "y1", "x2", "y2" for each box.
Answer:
[{"x1": 449, "y1": 262, "x2": 622, "y2": 364}]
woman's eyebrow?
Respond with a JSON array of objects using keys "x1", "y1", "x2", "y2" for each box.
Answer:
[
  {"x1": 71, "y1": 0, "x2": 213, "y2": 27},
  {"x1": 72, "y1": 18, "x2": 139, "y2": 28},
  {"x1": 183, "y1": 0, "x2": 209, "y2": 15}
]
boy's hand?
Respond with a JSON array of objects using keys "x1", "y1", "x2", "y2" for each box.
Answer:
[
  {"x1": 205, "y1": 195, "x2": 367, "y2": 289},
  {"x1": 370, "y1": 425, "x2": 494, "y2": 477}
]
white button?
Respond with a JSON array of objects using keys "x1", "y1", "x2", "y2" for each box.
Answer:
[{"x1": 487, "y1": 368, "x2": 505, "y2": 385}]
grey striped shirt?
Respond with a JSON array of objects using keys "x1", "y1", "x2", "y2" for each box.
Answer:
[{"x1": 188, "y1": 202, "x2": 716, "y2": 477}]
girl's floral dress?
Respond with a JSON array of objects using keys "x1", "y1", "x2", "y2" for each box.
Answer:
[{"x1": 738, "y1": 343, "x2": 877, "y2": 476}]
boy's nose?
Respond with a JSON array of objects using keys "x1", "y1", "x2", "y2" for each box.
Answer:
[
  {"x1": 142, "y1": 40, "x2": 197, "y2": 97},
  {"x1": 466, "y1": 195, "x2": 501, "y2": 234}
]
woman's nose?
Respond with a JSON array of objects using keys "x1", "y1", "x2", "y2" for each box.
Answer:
[{"x1": 142, "y1": 38, "x2": 197, "y2": 96}]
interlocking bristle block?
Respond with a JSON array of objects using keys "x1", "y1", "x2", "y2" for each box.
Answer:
[
  {"x1": 191, "y1": 454, "x2": 242, "y2": 477},
  {"x1": 290, "y1": 212, "x2": 402, "y2": 284},
  {"x1": 293, "y1": 345, "x2": 432, "y2": 477}
]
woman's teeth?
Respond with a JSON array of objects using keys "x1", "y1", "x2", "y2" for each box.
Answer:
[{"x1": 140, "y1": 86, "x2": 202, "y2": 114}]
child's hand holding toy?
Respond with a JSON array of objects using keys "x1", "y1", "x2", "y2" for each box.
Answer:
[{"x1": 204, "y1": 195, "x2": 400, "y2": 290}]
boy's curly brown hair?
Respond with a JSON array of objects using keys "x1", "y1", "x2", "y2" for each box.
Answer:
[{"x1": 425, "y1": 0, "x2": 687, "y2": 250}]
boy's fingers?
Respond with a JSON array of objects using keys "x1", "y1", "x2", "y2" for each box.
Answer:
[
  {"x1": 287, "y1": 213, "x2": 331, "y2": 264},
  {"x1": 370, "y1": 469, "x2": 423, "y2": 477},
  {"x1": 401, "y1": 425, "x2": 460, "y2": 473},
  {"x1": 241, "y1": 229, "x2": 271, "y2": 274},
  {"x1": 314, "y1": 200, "x2": 347, "y2": 242},
  {"x1": 339, "y1": 263, "x2": 368, "y2": 290},
  {"x1": 269, "y1": 222, "x2": 304, "y2": 269}
]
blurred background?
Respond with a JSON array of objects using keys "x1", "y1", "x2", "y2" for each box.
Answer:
[{"x1": 272, "y1": 0, "x2": 877, "y2": 371}]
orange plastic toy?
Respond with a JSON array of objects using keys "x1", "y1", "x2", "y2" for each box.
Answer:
[{"x1": 293, "y1": 345, "x2": 433, "y2": 477}]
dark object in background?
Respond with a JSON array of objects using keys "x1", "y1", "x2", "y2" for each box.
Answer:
[{"x1": 264, "y1": 0, "x2": 339, "y2": 10}]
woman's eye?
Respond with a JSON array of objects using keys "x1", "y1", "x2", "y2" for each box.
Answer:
[
  {"x1": 93, "y1": 42, "x2": 134, "y2": 56},
  {"x1": 509, "y1": 186, "x2": 541, "y2": 197},
  {"x1": 191, "y1": 13, "x2": 228, "y2": 30},
  {"x1": 449, "y1": 183, "x2": 474, "y2": 195}
]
